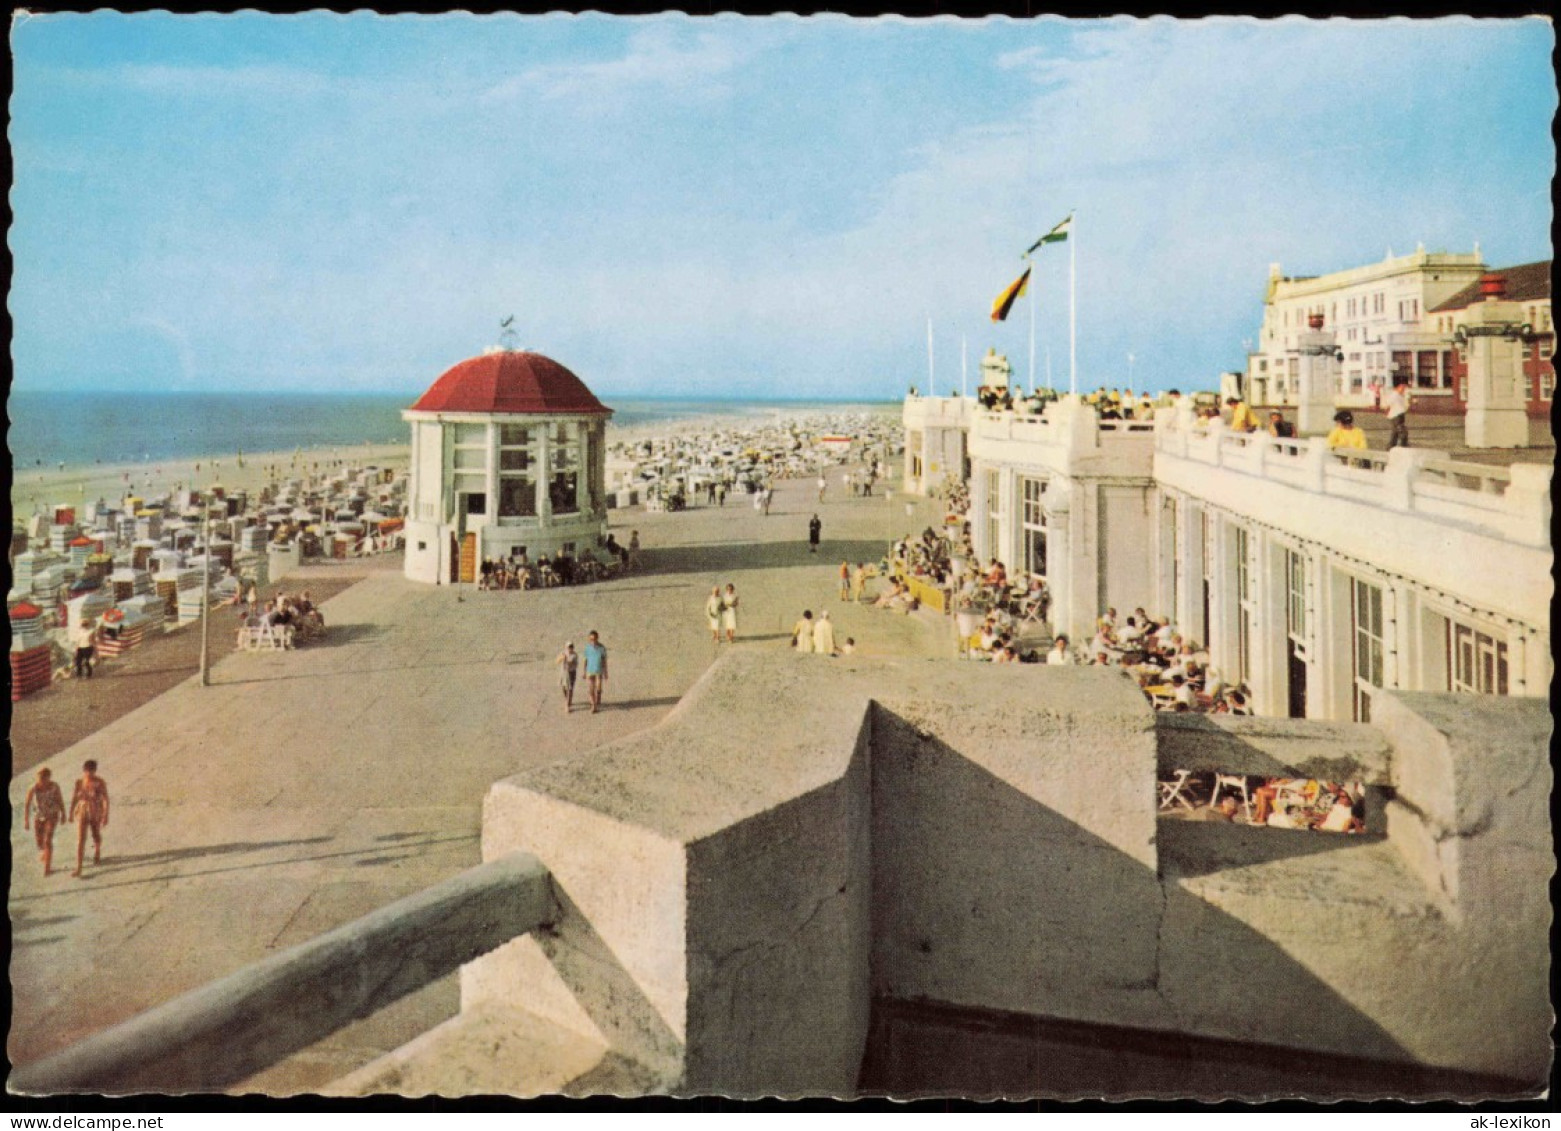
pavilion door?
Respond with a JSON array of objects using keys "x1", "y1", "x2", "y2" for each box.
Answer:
[{"x1": 458, "y1": 533, "x2": 478, "y2": 584}]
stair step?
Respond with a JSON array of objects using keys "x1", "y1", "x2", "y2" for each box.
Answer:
[{"x1": 322, "y1": 1004, "x2": 668, "y2": 1098}]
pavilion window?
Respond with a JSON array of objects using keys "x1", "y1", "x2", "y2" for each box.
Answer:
[
  {"x1": 1391, "y1": 352, "x2": 1412, "y2": 382},
  {"x1": 550, "y1": 472, "x2": 579, "y2": 515},
  {"x1": 1416, "y1": 350, "x2": 1439, "y2": 389},
  {"x1": 498, "y1": 475, "x2": 536, "y2": 518}
]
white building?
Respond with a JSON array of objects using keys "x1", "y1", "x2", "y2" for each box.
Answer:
[
  {"x1": 902, "y1": 394, "x2": 970, "y2": 495},
  {"x1": 1246, "y1": 246, "x2": 1486, "y2": 407},
  {"x1": 966, "y1": 400, "x2": 1158, "y2": 648},
  {"x1": 402, "y1": 349, "x2": 612, "y2": 585},
  {"x1": 911, "y1": 332, "x2": 1551, "y2": 722}
]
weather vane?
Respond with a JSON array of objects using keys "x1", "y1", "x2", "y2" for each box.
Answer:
[{"x1": 499, "y1": 315, "x2": 518, "y2": 352}]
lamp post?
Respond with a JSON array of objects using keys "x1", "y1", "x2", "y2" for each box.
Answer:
[{"x1": 199, "y1": 505, "x2": 212, "y2": 687}]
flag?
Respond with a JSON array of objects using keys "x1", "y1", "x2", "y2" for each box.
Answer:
[
  {"x1": 1024, "y1": 214, "x2": 1072, "y2": 256},
  {"x1": 990, "y1": 266, "x2": 1031, "y2": 322}
]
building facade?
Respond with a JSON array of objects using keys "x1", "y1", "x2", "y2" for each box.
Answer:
[
  {"x1": 965, "y1": 400, "x2": 1158, "y2": 647},
  {"x1": 402, "y1": 349, "x2": 612, "y2": 585},
  {"x1": 1246, "y1": 246, "x2": 1486, "y2": 407},
  {"x1": 912, "y1": 331, "x2": 1551, "y2": 721},
  {"x1": 1428, "y1": 260, "x2": 1554, "y2": 413}
]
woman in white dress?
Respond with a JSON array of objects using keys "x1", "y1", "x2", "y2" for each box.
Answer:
[
  {"x1": 705, "y1": 587, "x2": 723, "y2": 643},
  {"x1": 720, "y1": 583, "x2": 740, "y2": 644}
]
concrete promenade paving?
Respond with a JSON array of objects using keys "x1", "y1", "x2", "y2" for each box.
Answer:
[{"x1": 8, "y1": 466, "x2": 954, "y2": 1094}]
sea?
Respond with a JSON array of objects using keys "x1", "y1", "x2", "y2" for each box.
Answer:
[{"x1": 7, "y1": 391, "x2": 896, "y2": 471}]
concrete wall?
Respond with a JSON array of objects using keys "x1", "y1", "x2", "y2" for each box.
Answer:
[{"x1": 454, "y1": 656, "x2": 1551, "y2": 1094}]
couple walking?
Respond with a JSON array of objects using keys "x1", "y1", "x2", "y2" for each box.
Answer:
[
  {"x1": 24, "y1": 761, "x2": 109, "y2": 878},
  {"x1": 555, "y1": 632, "x2": 609, "y2": 715},
  {"x1": 790, "y1": 609, "x2": 839, "y2": 656},
  {"x1": 705, "y1": 583, "x2": 741, "y2": 644}
]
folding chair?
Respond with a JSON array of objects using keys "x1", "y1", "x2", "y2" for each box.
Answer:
[{"x1": 1158, "y1": 770, "x2": 1196, "y2": 812}]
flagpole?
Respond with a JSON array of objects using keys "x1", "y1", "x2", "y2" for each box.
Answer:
[
  {"x1": 1069, "y1": 211, "x2": 1078, "y2": 397},
  {"x1": 927, "y1": 317, "x2": 936, "y2": 395},
  {"x1": 1028, "y1": 262, "x2": 1037, "y2": 395}
]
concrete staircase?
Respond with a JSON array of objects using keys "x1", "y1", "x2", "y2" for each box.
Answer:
[{"x1": 322, "y1": 1004, "x2": 666, "y2": 1098}]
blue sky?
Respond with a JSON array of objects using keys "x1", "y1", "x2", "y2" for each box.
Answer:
[{"x1": 10, "y1": 14, "x2": 1555, "y2": 400}]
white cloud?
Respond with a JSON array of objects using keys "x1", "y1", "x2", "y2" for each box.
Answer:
[{"x1": 484, "y1": 24, "x2": 751, "y2": 107}]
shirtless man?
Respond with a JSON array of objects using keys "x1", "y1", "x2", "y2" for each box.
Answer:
[
  {"x1": 25, "y1": 767, "x2": 67, "y2": 876},
  {"x1": 69, "y1": 760, "x2": 110, "y2": 877}
]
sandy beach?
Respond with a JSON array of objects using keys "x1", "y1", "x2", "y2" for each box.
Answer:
[
  {"x1": 9, "y1": 403, "x2": 903, "y2": 524},
  {"x1": 9, "y1": 442, "x2": 413, "y2": 523}
]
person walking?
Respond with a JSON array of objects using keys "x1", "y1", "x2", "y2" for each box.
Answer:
[
  {"x1": 792, "y1": 610, "x2": 815, "y2": 654},
  {"x1": 839, "y1": 561, "x2": 851, "y2": 602},
  {"x1": 817, "y1": 474, "x2": 827, "y2": 502},
  {"x1": 68, "y1": 759, "x2": 110, "y2": 877},
  {"x1": 720, "y1": 583, "x2": 740, "y2": 644},
  {"x1": 555, "y1": 642, "x2": 579, "y2": 714},
  {"x1": 705, "y1": 586, "x2": 724, "y2": 643},
  {"x1": 582, "y1": 631, "x2": 609, "y2": 714},
  {"x1": 24, "y1": 767, "x2": 67, "y2": 877},
  {"x1": 1385, "y1": 378, "x2": 1412, "y2": 449},
  {"x1": 70, "y1": 615, "x2": 97, "y2": 679},
  {"x1": 813, "y1": 610, "x2": 837, "y2": 656},
  {"x1": 808, "y1": 513, "x2": 822, "y2": 554},
  {"x1": 851, "y1": 562, "x2": 868, "y2": 603}
]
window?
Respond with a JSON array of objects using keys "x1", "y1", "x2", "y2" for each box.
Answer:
[
  {"x1": 550, "y1": 471, "x2": 579, "y2": 514},
  {"x1": 463, "y1": 492, "x2": 487, "y2": 516},
  {"x1": 499, "y1": 476, "x2": 536, "y2": 518},
  {"x1": 453, "y1": 446, "x2": 486, "y2": 470},
  {"x1": 453, "y1": 423, "x2": 486, "y2": 446},
  {"x1": 1448, "y1": 624, "x2": 1508, "y2": 696},
  {"x1": 1351, "y1": 579, "x2": 1386, "y2": 723},
  {"x1": 985, "y1": 469, "x2": 1001, "y2": 564},
  {"x1": 1540, "y1": 371, "x2": 1555, "y2": 401},
  {"x1": 500, "y1": 425, "x2": 531, "y2": 446},
  {"x1": 1283, "y1": 549, "x2": 1309, "y2": 667},
  {"x1": 1021, "y1": 478, "x2": 1047, "y2": 578},
  {"x1": 1235, "y1": 526, "x2": 1254, "y2": 686}
]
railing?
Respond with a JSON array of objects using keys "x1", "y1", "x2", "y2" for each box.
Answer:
[
  {"x1": 1155, "y1": 424, "x2": 1547, "y2": 545},
  {"x1": 10, "y1": 852, "x2": 555, "y2": 1095}
]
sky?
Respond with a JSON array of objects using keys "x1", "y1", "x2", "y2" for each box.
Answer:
[{"x1": 9, "y1": 13, "x2": 1555, "y2": 400}]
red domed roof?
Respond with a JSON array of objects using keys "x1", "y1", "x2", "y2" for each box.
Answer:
[{"x1": 410, "y1": 350, "x2": 610, "y2": 416}]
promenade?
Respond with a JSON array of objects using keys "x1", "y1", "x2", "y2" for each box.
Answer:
[{"x1": 8, "y1": 465, "x2": 952, "y2": 1094}]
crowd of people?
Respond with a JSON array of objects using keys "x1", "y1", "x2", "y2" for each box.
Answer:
[
  {"x1": 1046, "y1": 606, "x2": 1254, "y2": 715},
  {"x1": 236, "y1": 589, "x2": 325, "y2": 649},
  {"x1": 1162, "y1": 771, "x2": 1367, "y2": 834},
  {"x1": 477, "y1": 532, "x2": 642, "y2": 591}
]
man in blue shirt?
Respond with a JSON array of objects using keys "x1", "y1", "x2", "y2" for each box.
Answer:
[{"x1": 582, "y1": 630, "x2": 609, "y2": 714}]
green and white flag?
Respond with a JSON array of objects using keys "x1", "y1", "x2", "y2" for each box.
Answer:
[{"x1": 1024, "y1": 214, "x2": 1072, "y2": 256}]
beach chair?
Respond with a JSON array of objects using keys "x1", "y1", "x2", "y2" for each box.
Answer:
[
  {"x1": 1209, "y1": 773, "x2": 1252, "y2": 819},
  {"x1": 1158, "y1": 770, "x2": 1196, "y2": 812}
]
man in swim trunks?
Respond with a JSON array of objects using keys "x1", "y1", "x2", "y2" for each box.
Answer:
[{"x1": 69, "y1": 759, "x2": 110, "y2": 878}]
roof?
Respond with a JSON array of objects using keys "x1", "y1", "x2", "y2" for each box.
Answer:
[
  {"x1": 409, "y1": 350, "x2": 611, "y2": 416},
  {"x1": 1430, "y1": 261, "x2": 1552, "y2": 313}
]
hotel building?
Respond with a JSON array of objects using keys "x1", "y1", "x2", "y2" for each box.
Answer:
[{"x1": 910, "y1": 275, "x2": 1551, "y2": 724}]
